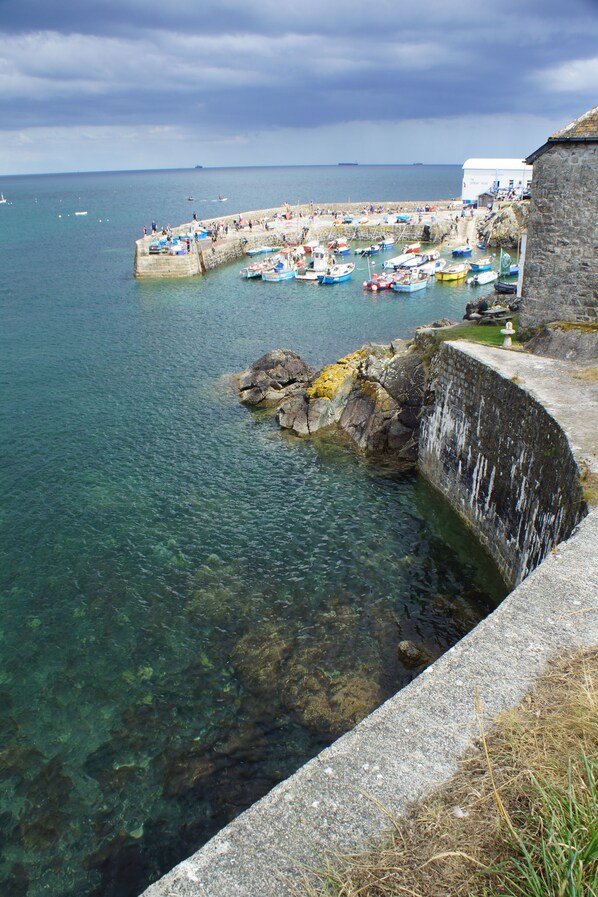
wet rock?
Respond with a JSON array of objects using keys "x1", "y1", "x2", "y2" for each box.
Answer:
[
  {"x1": 397, "y1": 639, "x2": 433, "y2": 669},
  {"x1": 0, "y1": 863, "x2": 28, "y2": 897},
  {"x1": 237, "y1": 349, "x2": 315, "y2": 407},
  {"x1": 17, "y1": 756, "x2": 72, "y2": 850},
  {"x1": 162, "y1": 752, "x2": 217, "y2": 799}
]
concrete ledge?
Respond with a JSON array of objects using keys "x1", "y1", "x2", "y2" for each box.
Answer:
[{"x1": 141, "y1": 509, "x2": 598, "y2": 897}]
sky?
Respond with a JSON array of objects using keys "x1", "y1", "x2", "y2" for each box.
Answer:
[{"x1": 0, "y1": 0, "x2": 596, "y2": 175}]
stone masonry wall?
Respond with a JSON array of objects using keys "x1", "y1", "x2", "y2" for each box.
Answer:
[
  {"x1": 419, "y1": 342, "x2": 586, "y2": 587},
  {"x1": 521, "y1": 144, "x2": 598, "y2": 325}
]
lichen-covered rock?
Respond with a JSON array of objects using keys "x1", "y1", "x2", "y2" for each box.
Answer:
[{"x1": 237, "y1": 348, "x2": 315, "y2": 407}]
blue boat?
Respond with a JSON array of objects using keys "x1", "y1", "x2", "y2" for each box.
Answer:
[
  {"x1": 469, "y1": 257, "x2": 492, "y2": 272},
  {"x1": 452, "y1": 245, "x2": 473, "y2": 257},
  {"x1": 318, "y1": 262, "x2": 355, "y2": 283},
  {"x1": 355, "y1": 244, "x2": 380, "y2": 256}
]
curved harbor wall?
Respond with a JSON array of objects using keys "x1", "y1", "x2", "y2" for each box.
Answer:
[
  {"x1": 419, "y1": 341, "x2": 587, "y2": 587},
  {"x1": 140, "y1": 343, "x2": 595, "y2": 897},
  {"x1": 133, "y1": 202, "x2": 451, "y2": 278}
]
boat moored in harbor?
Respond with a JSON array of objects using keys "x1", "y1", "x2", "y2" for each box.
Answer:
[
  {"x1": 318, "y1": 262, "x2": 355, "y2": 284},
  {"x1": 435, "y1": 262, "x2": 469, "y2": 282}
]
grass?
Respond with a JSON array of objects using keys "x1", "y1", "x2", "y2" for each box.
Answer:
[
  {"x1": 301, "y1": 648, "x2": 598, "y2": 897},
  {"x1": 431, "y1": 314, "x2": 523, "y2": 349}
]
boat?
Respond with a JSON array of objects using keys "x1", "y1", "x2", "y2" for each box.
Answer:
[
  {"x1": 494, "y1": 280, "x2": 517, "y2": 295},
  {"x1": 476, "y1": 242, "x2": 486, "y2": 250},
  {"x1": 383, "y1": 253, "x2": 413, "y2": 270},
  {"x1": 245, "y1": 245, "x2": 281, "y2": 256},
  {"x1": 295, "y1": 247, "x2": 335, "y2": 281},
  {"x1": 303, "y1": 240, "x2": 320, "y2": 253},
  {"x1": 240, "y1": 258, "x2": 276, "y2": 279},
  {"x1": 391, "y1": 270, "x2": 430, "y2": 293},
  {"x1": 403, "y1": 242, "x2": 421, "y2": 254},
  {"x1": 74, "y1": 211, "x2": 88, "y2": 216},
  {"x1": 435, "y1": 263, "x2": 469, "y2": 282},
  {"x1": 419, "y1": 258, "x2": 447, "y2": 275},
  {"x1": 362, "y1": 273, "x2": 395, "y2": 291},
  {"x1": 378, "y1": 237, "x2": 395, "y2": 249},
  {"x1": 327, "y1": 239, "x2": 350, "y2": 255},
  {"x1": 217, "y1": 195, "x2": 227, "y2": 201},
  {"x1": 469, "y1": 257, "x2": 492, "y2": 272},
  {"x1": 262, "y1": 253, "x2": 297, "y2": 282},
  {"x1": 452, "y1": 245, "x2": 473, "y2": 256},
  {"x1": 187, "y1": 197, "x2": 194, "y2": 201},
  {"x1": 467, "y1": 270, "x2": 499, "y2": 286},
  {"x1": 0, "y1": 193, "x2": 7, "y2": 204},
  {"x1": 354, "y1": 244, "x2": 380, "y2": 256},
  {"x1": 318, "y1": 262, "x2": 355, "y2": 284}
]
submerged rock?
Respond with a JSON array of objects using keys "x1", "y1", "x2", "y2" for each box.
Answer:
[
  {"x1": 397, "y1": 639, "x2": 433, "y2": 669},
  {"x1": 236, "y1": 348, "x2": 315, "y2": 407}
]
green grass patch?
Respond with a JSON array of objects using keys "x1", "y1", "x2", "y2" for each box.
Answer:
[{"x1": 434, "y1": 315, "x2": 521, "y2": 349}]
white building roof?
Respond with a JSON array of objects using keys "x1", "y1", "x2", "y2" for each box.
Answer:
[{"x1": 463, "y1": 158, "x2": 532, "y2": 170}]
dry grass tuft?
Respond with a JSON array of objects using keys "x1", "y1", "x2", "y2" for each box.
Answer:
[{"x1": 301, "y1": 648, "x2": 598, "y2": 897}]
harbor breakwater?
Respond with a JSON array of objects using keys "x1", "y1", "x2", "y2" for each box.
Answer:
[
  {"x1": 140, "y1": 337, "x2": 597, "y2": 897},
  {"x1": 133, "y1": 201, "x2": 454, "y2": 278}
]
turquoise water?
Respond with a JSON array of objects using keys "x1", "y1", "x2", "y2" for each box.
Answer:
[{"x1": 0, "y1": 167, "x2": 506, "y2": 897}]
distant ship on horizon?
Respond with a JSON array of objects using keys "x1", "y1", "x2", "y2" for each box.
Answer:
[
  {"x1": 338, "y1": 162, "x2": 358, "y2": 166},
  {"x1": 194, "y1": 165, "x2": 203, "y2": 169}
]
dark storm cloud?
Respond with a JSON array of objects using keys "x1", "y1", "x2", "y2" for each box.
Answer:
[{"x1": 0, "y1": 0, "x2": 596, "y2": 135}]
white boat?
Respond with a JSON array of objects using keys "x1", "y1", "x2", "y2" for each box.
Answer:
[
  {"x1": 419, "y1": 258, "x2": 446, "y2": 275},
  {"x1": 399, "y1": 254, "x2": 426, "y2": 269},
  {"x1": 391, "y1": 270, "x2": 430, "y2": 293},
  {"x1": 383, "y1": 253, "x2": 413, "y2": 270},
  {"x1": 245, "y1": 245, "x2": 281, "y2": 257},
  {"x1": 0, "y1": 193, "x2": 7, "y2": 204},
  {"x1": 378, "y1": 237, "x2": 395, "y2": 249},
  {"x1": 318, "y1": 262, "x2": 355, "y2": 284},
  {"x1": 75, "y1": 210, "x2": 88, "y2": 216},
  {"x1": 296, "y1": 247, "x2": 335, "y2": 281},
  {"x1": 467, "y1": 269, "x2": 499, "y2": 286},
  {"x1": 240, "y1": 259, "x2": 274, "y2": 279},
  {"x1": 262, "y1": 254, "x2": 297, "y2": 282}
]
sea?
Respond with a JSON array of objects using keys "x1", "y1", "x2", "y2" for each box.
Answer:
[{"x1": 0, "y1": 165, "x2": 507, "y2": 897}]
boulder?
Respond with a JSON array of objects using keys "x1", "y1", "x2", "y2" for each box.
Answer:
[
  {"x1": 237, "y1": 349, "x2": 315, "y2": 407},
  {"x1": 397, "y1": 639, "x2": 433, "y2": 669},
  {"x1": 477, "y1": 201, "x2": 528, "y2": 249}
]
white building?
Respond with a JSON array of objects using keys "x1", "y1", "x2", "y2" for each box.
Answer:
[{"x1": 461, "y1": 158, "x2": 533, "y2": 203}]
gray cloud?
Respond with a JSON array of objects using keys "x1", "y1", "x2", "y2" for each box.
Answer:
[{"x1": 0, "y1": 0, "x2": 596, "y2": 170}]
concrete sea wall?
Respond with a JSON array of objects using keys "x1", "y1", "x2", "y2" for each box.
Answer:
[
  {"x1": 140, "y1": 341, "x2": 595, "y2": 897},
  {"x1": 419, "y1": 341, "x2": 587, "y2": 587}
]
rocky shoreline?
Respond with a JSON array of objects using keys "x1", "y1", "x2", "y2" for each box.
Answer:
[{"x1": 235, "y1": 325, "x2": 456, "y2": 464}]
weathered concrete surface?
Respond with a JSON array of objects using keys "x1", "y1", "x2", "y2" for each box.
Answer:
[
  {"x1": 141, "y1": 509, "x2": 598, "y2": 897},
  {"x1": 452, "y1": 342, "x2": 597, "y2": 475},
  {"x1": 419, "y1": 341, "x2": 595, "y2": 586}
]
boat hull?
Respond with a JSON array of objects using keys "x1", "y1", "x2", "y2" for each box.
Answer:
[{"x1": 391, "y1": 279, "x2": 428, "y2": 293}]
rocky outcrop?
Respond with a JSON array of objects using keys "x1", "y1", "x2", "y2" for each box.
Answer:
[
  {"x1": 275, "y1": 341, "x2": 427, "y2": 460},
  {"x1": 477, "y1": 201, "x2": 528, "y2": 248},
  {"x1": 236, "y1": 349, "x2": 315, "y2": 407}
]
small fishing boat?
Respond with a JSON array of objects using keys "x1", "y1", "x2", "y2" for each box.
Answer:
[
  {"x1": 419, "y1": 258, "x2": 447, "y2": 275},
  {"x1": 382, "y1": 253, "x2": 413, "y2": 270},
  {"x1": 467, "y1": 270, "x2": 499, "y2": 286},
  {"x1": 296, "y1": 248, "x2": 335, "y2": 281},
  {"x1": 74, "y1": 211, "x2": 88, "y2": 216},
  {"x1": 378, "y1": 237, "x2": 395, "y2": 249},
  {"x1": 318, "y1": 262, "x2": 355, "y2": 284},
  {"x1": 403, "y1": 242, "x2": 421, "y2": 254},
  {"x1": 452, "y1": 245, "x2": 473, "y2": 256},
  {"x1": 391, "y1": 270, "x2": 430, "y2": 293},
  {"x1": 363, "y1": 273, "x2": 395, "y2": 291},
  {"x1": 245, "y1": 245, "x2": 281, "y2": 256},
  {"x1": 476, "y1": 242, "x2": 486, "y2": 250},
  {"x1": 262, "y1": 256, "x2": 297, "y2": 282},
  {"x1": 328, "y1": 239, "x2": 350, "y2": 255},
  {"x1": 0, "y1": 193, "x2": 7, "y2": 204},
  {"x1": 435, "y1": 263, "x2": 469, "y2": 282},
  {"x1": 494, "y1": 280, "x2": 517, "y2": 295},
  {"x1": 303, "y1": 240, "x2": 320, "y2": 253},
  {"x1": 469, "y1": 257, "x2": 492, "y2": 272},
  {"x1": 354, "y1": 244, "x2": 380, "y2": 256},
  {"x1": 240, "y1": 259, "x2": 274, "y2": 279}
]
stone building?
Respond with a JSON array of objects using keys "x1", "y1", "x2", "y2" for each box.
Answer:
[{"x1": 521, "y1": 105, "x2": 598, "y2": 326}]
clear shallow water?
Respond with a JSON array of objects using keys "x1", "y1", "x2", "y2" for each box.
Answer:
[{"x1": 0, "y1": 167, "x2": 506, "y2": 897}]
